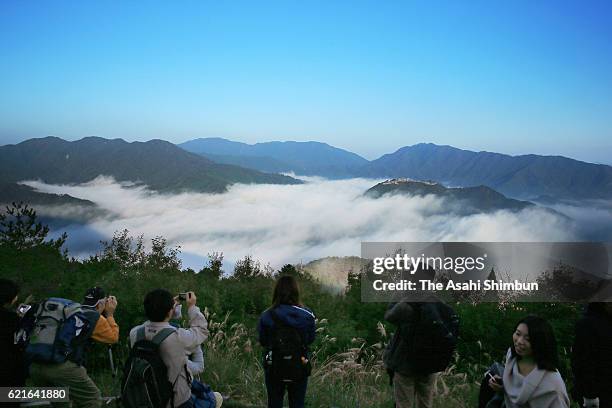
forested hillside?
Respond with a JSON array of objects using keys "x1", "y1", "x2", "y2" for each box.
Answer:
[{"x1": 0, "y1": 137, "x2": 301, "y2": 196}]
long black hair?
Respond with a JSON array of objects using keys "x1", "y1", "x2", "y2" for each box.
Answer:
[
  {"x1": 511, "y1": 315, "x2": 559, "y2": 371},
  {"x1": 272, "y1": 275, "x2": 301, "y2": 308}
]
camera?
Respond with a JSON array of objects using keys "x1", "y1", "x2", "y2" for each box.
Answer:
[
  {"x1": 178, "y1": 293, "x2": 187, "y2": 301},
  {"x1": 17, "y1": 303, "x2": 32, "y2": 316}
]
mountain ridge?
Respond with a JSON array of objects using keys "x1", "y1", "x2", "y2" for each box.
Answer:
[
  {"x1": 180, "y1": 137, "x2": 369, "y2": 178},
  {"x1": 3, "y1": 137, "x2": 612, "y2": 201},
  {"x1": 0, "y1": 137, "x2": 301, "y2": 197},
  {"x1": 357, "y1": 143, "x2": 612, "y2": 200}
]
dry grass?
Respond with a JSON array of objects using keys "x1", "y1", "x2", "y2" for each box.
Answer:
[
  {"x1": 88, "y1": 311, "x2": 482, "y2": 407},
  {"x1": 202, "y1": 312, "x2": 479, "y2": 408}
]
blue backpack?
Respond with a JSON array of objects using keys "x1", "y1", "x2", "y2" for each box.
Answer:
[
  {"x1": 23, "y1": 298, "x2": 98, "y2": 364},
  {"x1": 191, "y1": 380, "x2": 218, "y2": 408}
]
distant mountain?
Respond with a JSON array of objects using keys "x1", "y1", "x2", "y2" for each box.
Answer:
[
  {"x1": 179, "y1": 137, "x2": 368, "y2": 178},
  {"x1": 0, "y1": 137, "x2": 301, "y2": 195},
  {"x1": 5, "y1": 137, "x2": 610, "y2": 201},
  {"x1": 0, "y1": 182, "x2": 107, "y2": 228},
  {"x1": 365, "y1": 178, "x2": 534, "y2": 214},
  {"x1": 195, "y1": 152, "x2": 293, "y2": 174},
  {"x1": 0, "y1": 182, "x2": 95, "y2": 207},
  {"x1": 358, "y1": 143, "x2": 612, "y2": 200}
]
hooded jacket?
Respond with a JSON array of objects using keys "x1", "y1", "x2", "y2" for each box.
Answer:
[
  {"x1": 257, "y1": 304, "x2": 316, "y2": 349},
  {"x1": 502, "y1": 349, "x2": 570, "y2": 408}
]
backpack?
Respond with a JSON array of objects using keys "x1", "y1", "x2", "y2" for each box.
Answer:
[
  {"x1": 14, "y1": 303, "x2": 38, "y2": 350},
  {"x1": 121, "y1": 327, "x2": 176, "y2": 408},
  {"x1": 23, "y1": 298, "x2": 96, "y2": 364},
  {"x1": 402, "y1": 302, "x2": 460, "y2": 374},
  {"x1": 190, "y1": 380, "x2": 218, "y2": 408},
  {"x1": 265, "y1": 309, "x2": 307, "y2": 382}
]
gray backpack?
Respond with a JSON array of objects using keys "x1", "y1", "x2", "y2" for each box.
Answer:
[{"x1": 24, "y1": 298, "x2": 98, "y2": 364}]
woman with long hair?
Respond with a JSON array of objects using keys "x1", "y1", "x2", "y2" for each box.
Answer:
[
  {"x1": 489, "y1": 315, "x2": 570, "y2": 408},
  {"x1": 257, "y1": 275, "x2": 316, "y2": 408}
]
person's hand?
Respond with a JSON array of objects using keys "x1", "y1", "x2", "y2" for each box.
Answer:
[
  {"x1": 186, "y1": 291, "x2": 197, "y2": 308},
  {"x1": 488, "y1": 375, "x2": 503, "y2": 392},
  {"x1": 104, "y1": 295, "x2": 117, "y2": 316}
]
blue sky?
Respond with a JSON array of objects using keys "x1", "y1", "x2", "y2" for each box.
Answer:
[{"x1": 1, "y1": 1, "x2": 611, "y2": 163}]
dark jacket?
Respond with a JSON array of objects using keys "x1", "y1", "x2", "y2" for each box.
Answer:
[
  {"x1": 257, "y1": 304, "x2": 316, "y2": 349},
  {"x1": 0, "y1": 308, "x2": 27, "y2": 386},
  {"x1": 571, "y1": 303, "x2": 612, "y2": 406},
  {"x1": 383, "y1": 302, "x2": 416, "y2": 377}
]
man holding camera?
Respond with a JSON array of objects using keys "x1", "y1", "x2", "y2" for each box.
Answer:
[
  {"x1": 82, "y1": 286, "x2": 119, "y2": 344},
  {"x1": 29, "y1": 286, "x2": 120, "y2": 408},
  {"x1": 128, "y1": 289, "x2": 209, "y2": 408}
]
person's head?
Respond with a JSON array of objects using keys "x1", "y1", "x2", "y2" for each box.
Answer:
[
  {"x1": 144, "y1": 289, "x2": 175, "y2": 322},
  {"x1": 0, "y1": 278, "x2": 19, "y2": 307},
  {"x1": 511, "y1": 315, "x2": 559, "y2": 371},
  {"x1": 272, "y1": 275, "x2": 301, "y2": 308},
  {"x1": 83, "y1": 286, "x2": 106, "y2": 313}
]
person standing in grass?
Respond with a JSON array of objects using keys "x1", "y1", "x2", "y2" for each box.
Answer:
[
  {"x1": 488, "y1": 315, "x2": 570, "y2": 408},
  {"x1": 572, "y1": 303, "x2": 612, "y2": 408},
  {"x1": 258, "y1": 275, "x2": 316, "y2": 408},
  {"x1": 383, "y1": 267, "x2": 459, "y2": 408}
]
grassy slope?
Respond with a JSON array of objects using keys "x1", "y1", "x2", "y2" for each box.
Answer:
[{"x1": 0, "y1": 245, "x2": 583, "y2": 408}]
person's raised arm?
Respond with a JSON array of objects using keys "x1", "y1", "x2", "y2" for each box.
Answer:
[
  {"x1": 176, "y1": 291, "x2": 209, "y2": 348},
  {"x1": 92, "y1": 296, "x2": 119, "y2": 344}
]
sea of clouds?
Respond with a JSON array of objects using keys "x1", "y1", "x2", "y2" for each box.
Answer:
[{"x1": 21, "y1": 176, "x2": 583, "y2": 271}]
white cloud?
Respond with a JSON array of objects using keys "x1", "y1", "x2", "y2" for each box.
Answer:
[{"x1": 22, "y1": 177, "x2": 577, "y2": 270}]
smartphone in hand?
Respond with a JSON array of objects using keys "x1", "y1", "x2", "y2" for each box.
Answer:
[{"x1": 487, "y1": 372, "x2": 503, "y2": 386}]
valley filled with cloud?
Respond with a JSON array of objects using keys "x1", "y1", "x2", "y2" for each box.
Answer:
[{"x1": 19, "y1": 176, "x2": 587, "y2": 271}]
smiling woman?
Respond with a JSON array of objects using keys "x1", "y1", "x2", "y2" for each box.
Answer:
[{"x1": 489, "y1": 316, "x2": 570, "y2": 408}]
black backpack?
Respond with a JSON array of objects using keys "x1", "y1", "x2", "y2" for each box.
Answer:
[
  {"x1": 403, "y1": 302, "x2": 460, "y2": 374},
  {"x1": 265, "y1": 309, "x2": 307, "y2": 382},
  {"x1": 121, "y1": 327, "x2": 176, "y2": 408}
]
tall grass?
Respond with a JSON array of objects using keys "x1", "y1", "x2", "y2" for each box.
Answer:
[{"x1": 88, "y1": 309, "x2": 482, "y2": 408}]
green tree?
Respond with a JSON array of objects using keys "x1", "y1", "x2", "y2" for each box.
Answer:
[
  {"x1": 0, "y1": 202, "x2": 66, "y2": 251},
  {"x1": 100, "y1": 229, "x2": 145, "y2": 268},
  {"x1": 148, "y1": 236, "x2": 181, "y2": 270},
  {"x1": 233, "y1": 254, "x2": 265, "y2": 279},
  {"x1": 278, "y1": 263, "x2": 300, "y2": 276},
  {"x1": 200, "y1": 252, "x2": 224, "y2": 280}
]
